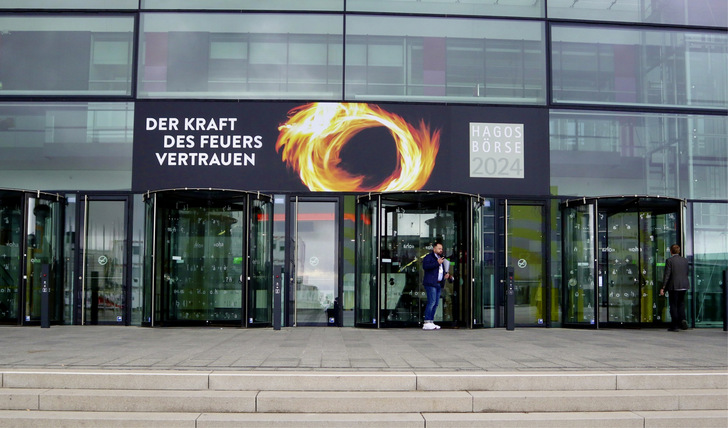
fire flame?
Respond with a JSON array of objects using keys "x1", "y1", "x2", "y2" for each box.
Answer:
[{"x1": 276, "y1": 103, "x2": 440, "y2": 192}]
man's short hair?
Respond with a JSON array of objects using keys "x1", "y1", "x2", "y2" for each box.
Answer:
[{"x1": 670, "y1": 244, "x2": 680, "y2": 255}]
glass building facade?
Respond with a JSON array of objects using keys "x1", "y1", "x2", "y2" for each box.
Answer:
[{"x1": 0, "y1": 0, "x2": 725, "y2": 328}]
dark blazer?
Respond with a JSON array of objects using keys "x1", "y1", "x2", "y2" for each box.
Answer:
[
  {"x1": 662, "y1": 254, "x2": 690, "y2": 291},
  {"x1": 422, "y1": 252, "x2": 444, "y2": 288}
]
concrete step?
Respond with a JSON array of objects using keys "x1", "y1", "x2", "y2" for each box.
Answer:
[
  {"x1": 0, "y1": 410, "x2": 726, "y2": 428},
  {"x1": 0, "y1": 388, "x2": 725, "y2": 413},
  {"x1": 0, "y1": 370, "x2": 725, "y2": 427},
  {"x1": 3, "y1": 370, "x2": 727, "y2": 391}
]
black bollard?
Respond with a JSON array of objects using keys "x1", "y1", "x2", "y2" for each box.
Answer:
[
  {"x1": 40, "y1": 264, "x2": 50, "y2": 328},
  {"x1": 506, "y1": 267, "x2": 515, "y2": 331},
  {"x1": 273, "y1": 265, "x2": 283, "y2": 330}
]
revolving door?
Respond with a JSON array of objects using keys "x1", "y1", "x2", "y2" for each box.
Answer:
[
  {"x1": 143, "y1": 189, "x2": 273, "y2": 327},
  {"x1": 356, "y1": 191, "x2": 486, "y2": 328},
  {"x1": 562, "y1": 196, "x2": 684, "y2": 328}
]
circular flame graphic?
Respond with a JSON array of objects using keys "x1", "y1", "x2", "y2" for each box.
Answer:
[{"x1": 276, "y1": 103, "x2": 440, "y2": 192}]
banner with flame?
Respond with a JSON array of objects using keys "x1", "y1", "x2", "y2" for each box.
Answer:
[
  {"x1": 133, "y1": 100, "x2": 548, "y2": 196},
  {"x1": 276, "y1": 103, "x2": 440, "y2": 192}
]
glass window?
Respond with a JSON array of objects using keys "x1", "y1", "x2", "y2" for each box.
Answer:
[
  {"x1": 141, "y1": 0, "x2": 343, "y2": 11},
  {"x1": 0, "y1": 102, "x2": 134, "y2": 190},
  {"x1": 138, "y1": 13, "x2": 343, "y2": 99},
  {"x1": 548, "y1": 0, "x2": 727, "y2": 28},
  {"x1": 550, "y1": 111, "x2": 728, "y2": 200},
  {"x1": 345, "y1": 16, "x2": 546, "y2": 104},
  {"x1": 0, "y1": 0, "x2": 138, "y2": 9},
  {"x1": 348, "y1": 0, "x2": 543, "y2": 18},
  {"x1": 0, "y1": 16, "x2": 134, "y2": 96},
  {"x1": 552, "y1": 26, "x2": 728, "y2": 110},
  {"x1": 691, "y1": 202, "x2": 728, "y2": 327}
]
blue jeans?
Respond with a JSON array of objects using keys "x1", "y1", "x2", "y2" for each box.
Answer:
[{"x1": 424, "y1": 285, "x2": 441, "y2": 322}]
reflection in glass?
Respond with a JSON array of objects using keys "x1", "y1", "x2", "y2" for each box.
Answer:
[
  {"x1": 0, "y1": 0, "x2": 137, "y2": 9},
  {"x1": 473, "y1": 198, "x2": 496, "y2": 327},
  {"x1": 248, "y1": 198, "x2": 272, "y2": 325},
  {"x1": 552, "y1": 26, "x2": 727, "y2": 110},
  {"x1": 145, "y1": 191, "x2": 274, "y2": 325},
  {"x1": 599, "y1": 208, "x2": 676, "y2": 324},
  {"x1": 0, "y1": 194, "x2": 22, "y2": 322},
  {"x1": 507, "y1": 205, "x2": 545, "y2": 325},
  {"x1": 0, "y1": 102, "x2": 134, "y2": 191},
  {"x1": 549, "y1": 200, "x2": 562, "y2": 325},
  {"x1": 480, "y1": 199, "x2": 496, "y2": 327},
  {"x1": 692, "y1": 202, "x2": 728, "y2": 327},
  {"x1": 601, "y1": 212, "x2": 641, "y2": 323},
  {"x1": 564, "y1": 204, "x2": 596, "y2": 325},
  {"x1": 348, "y1": 0, "x2": 543, "y2": 18},
  {"x1": 342, "y1": 195, "x2": 356, "y2": 326},
  {"x1": 564, "y1": 198, "x2": 680, "y2": 326},
  {"x1": 141, "y1": 0, "x2": 342, "y2": 10},
  {"x1": 548, "y1": 0, "x2": 727, "y2": 28},
  {"x1": 130, "y1": 195, "x2": 145, "y2": 325},
  {"x1": 84, "y1": 200, "x2": 126, "y2": 324},
  {"x1": 25, "y1": 197, "x2": 63, "y2": 323},
  {"x1": 0, "y1": 16, "x2": 134, "y2": 95},
  {"x1": 138, "y1": 13, "x2": 343, "y2": 99},
  {"x1": 345, "y1": 16, "x2": 546, "y2": 104},
  {"x1": 550, "y1": 111, "x2": 728, "y2": 200},
  {"x1": 381, "y1": 210, "x2": 457, "y2": 325},
  {"x1": 294, "y1": 201, "x2": 337, "y2": 326},
  {"x1": 356, "y1": 198, "x2": 378, "y2": 325}
]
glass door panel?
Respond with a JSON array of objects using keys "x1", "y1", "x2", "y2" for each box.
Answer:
[
  {"x1": 0, "y1": 195, "x2": 22, "y2": 322},
  {"x1": 83, "y1": 199, "x2": 126, "y2": 324},
  {"x1": 648, "y1": 211, "x2": 678, "y2": 323},
  {"x1": 472, "y1": 199, "x2": 484, "y2": 327},
  {"x1": 507, "y1": 204, "x2": 546, "y2": 326},
  {"x1": 564, "y1": 204, "x2": 596, "y2": 325},
  {"x1": 356, "y1": 197, "x2": 378, "y2": 326},
  {"x1": 564, "y1": 197, "x2": 682, "y2": 327},
  {"x1": 380, "y1": 206, "x2": 460, "y2": 327},
  {"x1": 294, "y1": 201, "x2": 338, "y2": 326},
  {"x1": 601, "y1": 212, "x2": 640, "y2": 323},
  {"x1": 248, "y1": 197, "x2": 273, "y2": 325},
  {"x1": 597, "y1": 202, "x2": 680, "y2": 326},
  {"x1": 25, "y1": 197, "x2": 63, "y2": 324},
  {"x1": 161, "y1": 202, "x2": 245, "y2": 323}
]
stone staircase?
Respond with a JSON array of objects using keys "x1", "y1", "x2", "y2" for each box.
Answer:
[{"x1": 0, "y1": 370, "x2": 726, "y2": 427}]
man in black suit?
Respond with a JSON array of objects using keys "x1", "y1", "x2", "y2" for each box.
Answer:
[{"x1": 660, "y1": 244, "x2": 690, "y2": 332}]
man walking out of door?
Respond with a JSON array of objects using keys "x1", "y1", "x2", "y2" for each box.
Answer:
[
  {"x1": 422, "y1": 242, "x2": 449, "y2": 330},
  {"x1": 660, "y1": 244, "x2": 690, "y2": 332}
]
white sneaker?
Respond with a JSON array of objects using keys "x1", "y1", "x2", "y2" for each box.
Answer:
[{"x1": 422, "y1": 322, "x2": 437, "y2": 330}]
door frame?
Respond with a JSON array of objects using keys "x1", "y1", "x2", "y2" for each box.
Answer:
[
  {"x1": 74, "y1": 193, "x2": 133, "y2": 325},
  {"x1": 285, "y1": 195, "x2": 342, "y2": 327},
  {"x1": 498, "y1": 198, "x2": 550, "y2": 328}
]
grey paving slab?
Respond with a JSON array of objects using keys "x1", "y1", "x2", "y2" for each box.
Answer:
[
  {"x1": 0, "y1": 411, "x2": 199, "y2": 428},
  {"x1": 0, "y1": 326, "x2": 725, "y2": 372}
]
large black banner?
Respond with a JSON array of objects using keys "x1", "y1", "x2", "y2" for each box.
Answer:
[{"x1": 133, "y1": 101, "x2": 549, "y2": 196}]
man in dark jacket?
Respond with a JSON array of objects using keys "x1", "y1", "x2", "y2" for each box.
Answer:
[
  {"x1": 422, "y1": 242, "x2": 450, "y2": 330},
  {"x1": 660, "y1": 244, "x2": 690, "y2": 331}
]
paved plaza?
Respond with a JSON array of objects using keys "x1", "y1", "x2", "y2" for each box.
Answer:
[{"x1": 0, "y1": 326, "x2": 725, "y2": 372}]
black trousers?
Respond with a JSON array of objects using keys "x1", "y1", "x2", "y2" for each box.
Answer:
[{"x1": 668, "y1": 289, "x2": 687, "y2": 329}]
